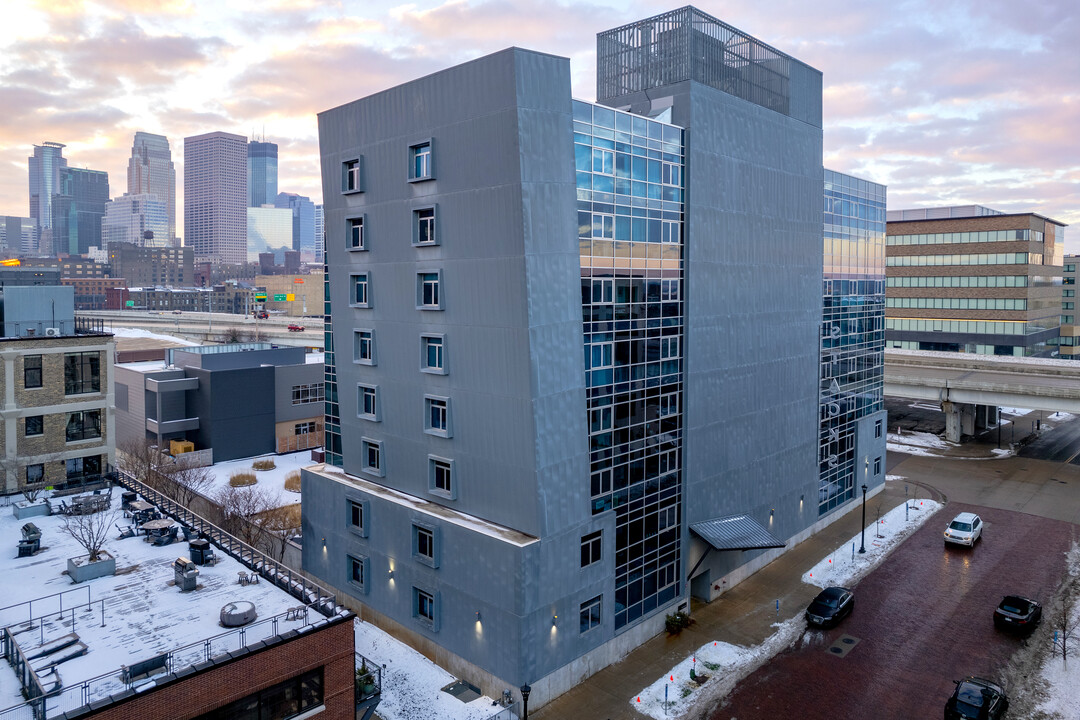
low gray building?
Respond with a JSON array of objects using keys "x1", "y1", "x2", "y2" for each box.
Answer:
[{"x1": 114, "y1": 343, "x2": 324, "y2": 461}]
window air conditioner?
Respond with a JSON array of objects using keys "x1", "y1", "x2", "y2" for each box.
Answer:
[{"x1": 45, "y1": 327, "x2": 61, "y2": 337}]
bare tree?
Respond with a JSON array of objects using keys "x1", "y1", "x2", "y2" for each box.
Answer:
[
  {"x1": 116, "y1": 437, "x2": 169, "y2": 488},
  {"x1": 254, "y1": 505, "x2": 301, "y2": 561},
  {"x1": 216, "y1": 483, "x2": 276, "y2": 548},
  {"x1": 62, "y1": 508, "x2": 119, "y2": 562},
  {"x1": 0, "y1": 451, "x2": 67, "y2": 503},
  {"x1": 160, "y1": 457, "x2": 215, "y2": 509}
]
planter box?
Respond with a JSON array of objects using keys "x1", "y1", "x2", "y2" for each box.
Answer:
[
  {"x1": 13, "y1": 500, "x2": 51, "y2": 519},
  {"x1": 67, "y1": 552, "x2": 116, "y2": 583}
]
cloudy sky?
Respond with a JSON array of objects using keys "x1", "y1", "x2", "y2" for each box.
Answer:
[{"x1": 2, "y1": 0, "x2": 1077, "y2": 250}]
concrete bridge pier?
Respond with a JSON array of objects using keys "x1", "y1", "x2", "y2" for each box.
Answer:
[{"x1": 942, "y1": 402, "x2": 998, "y2": 442}]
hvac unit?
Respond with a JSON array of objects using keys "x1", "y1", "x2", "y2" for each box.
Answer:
[{"x1": 44, "y1": 327, "x2": 61, "y2": 337}]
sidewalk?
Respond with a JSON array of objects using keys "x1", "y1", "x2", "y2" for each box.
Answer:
[{"x1": 533, "y1": 480, "x2": 926, "y2": 720}]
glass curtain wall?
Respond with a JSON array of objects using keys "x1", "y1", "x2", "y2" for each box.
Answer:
[
  {"x1": 820, "y1": 170, "x2": 886, "y2": 514},
  {"x1": 574, "y1": 100, "x2": 684, "y2": 630}
]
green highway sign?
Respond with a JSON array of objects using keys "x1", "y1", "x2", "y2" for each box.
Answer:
[
  {"x1": 255, "y1": 293, "x2": 267, "y2": 301},
  {"x1": 274, "y1": 294, "x2": 287, "y2": 301},
  {"x1": 125, "y1": 300, "x2": 134, "y2": 307}
]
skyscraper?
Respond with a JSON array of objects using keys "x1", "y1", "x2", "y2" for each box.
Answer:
[
  {"x1": 303, "y1": 8, "x2": 881, "y2": 710},
  {"x1": 248, "y1": 140, "x2": 278, "y2": 207},
  {"x1": 314, "y1": 204, "x2": 324, "y2": 264},
  {"x1": 127, "y1": 132, "x2": 176, "y2": 244},
  {"x1": 0, "y1": 216, "x2": 37, "y2": 255},
  {"x1": 184, "y1": 131, "x2": 248, "y2": 265},
  {"x1": 102, "y1": 193, "x2": 170, "y2": 249},
  {"x1": 274, "y1": 191, "x2": 315, "y2": 261},
  {"x1": 28, "y1": 142, "x2": 67, "y2": 255},
  {"x1": 51, "y1": 167, "x2": 109, "y2": 255}
]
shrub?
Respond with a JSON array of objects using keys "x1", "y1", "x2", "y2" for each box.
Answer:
[
  {"x1": 252, "y1": 459, "x2": 276, "y2": 471},
  {"x1": 665, "y1": 611, "x2": 693, "y2": 635},
  {"x1": 229, "y1": 472, "x2": 257, "y2": 487},
  {"x1": 284, "y1": 470, "x2": 302, "y2": 493}
]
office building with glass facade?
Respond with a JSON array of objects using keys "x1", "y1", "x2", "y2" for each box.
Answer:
[
  {"x1": 275, "y1": 191, "x2": 317, "y2": 262},
  {"x1": 185, "y1": 131, "x2": 249, "y2": 265},
  {"x1": 127, "y1": 132, "x2": 176, "y2": 244},
  {"x1": 305, "y1": 8, "x2": 881, "y2": 709},
  {"x1": 28, "y1": 142, "x2": 67, "y2": 256},
  {"x1": 248, "y1": 140, "x2": 279, "y2": 208},
  {"x1": 102, "y1": 193, "x2": 170, "y2": 249},
  {"x1": 885, "y1": 206, "x2": 1066, "y2": 356},
  {"x1": 1059, "y1": 254, "x2": 1078, "y2": 358},
  {"x1": 52, "y1": 166, "x2": 109, "y2": 256}
]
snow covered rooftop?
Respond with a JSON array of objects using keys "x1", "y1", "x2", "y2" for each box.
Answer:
[{"x1": 0, "y1": 491, "x2": 320, "y2": 715}]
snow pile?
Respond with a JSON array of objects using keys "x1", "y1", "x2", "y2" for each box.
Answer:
[
  {"x1": 109, "y1": 326, "x2": 198, "y2": 346},
  {"x1": 802, "y1": 499, "x2": 943, "y2": 588},
  {"x1": 887, "y1": 429, "x2": 957, "y2": 457},
  {"x1": 203, "y1": 451, "x2": 312, "y2": 508},
  {"x1": 1049, "y1": 412, "x2": 1075, "y2": 422},
  {"x1": 630, "y1": 618, "x2": 804, "y2": 720},
  {"x1": 1032, "y1": 544, "x2": 1080, "y2": 719},
  {"x1": 354, "y1": 620, "x2": 513, "y2": 720}
]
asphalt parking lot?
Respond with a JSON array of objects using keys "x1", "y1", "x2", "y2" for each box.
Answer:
[{"x1": 711, "y1": 504, "x2": 1078, "y2": 720}]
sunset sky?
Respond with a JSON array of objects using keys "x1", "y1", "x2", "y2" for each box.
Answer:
[{"x1": 2, "y1": 0, "x2": 1077, "y2": 250}]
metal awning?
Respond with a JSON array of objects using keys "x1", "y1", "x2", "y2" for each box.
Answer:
[{"x1": 690, "y1": 514, "x2": 786, "y2": 551}]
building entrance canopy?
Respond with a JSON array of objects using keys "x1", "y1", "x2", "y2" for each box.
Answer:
[{"x1": 690, "y1": 514, "x2": 786, "y2": 551}]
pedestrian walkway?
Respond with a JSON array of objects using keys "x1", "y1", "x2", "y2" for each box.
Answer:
[{"x1": 533, "y1": 480, "x2": 930, "y2": 720}]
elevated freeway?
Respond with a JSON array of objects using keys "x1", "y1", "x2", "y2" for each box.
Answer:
[
  {"x1": 885, "y1": 349, "x2": 1080, "y2": 440},
  {"x1": 79, "y1": 310, "x2": 325, "y2": 350}
]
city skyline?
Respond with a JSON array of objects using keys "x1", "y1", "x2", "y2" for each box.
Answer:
[{"x1": 0, "y1": 0, "x2": 1077, "y2": 251}]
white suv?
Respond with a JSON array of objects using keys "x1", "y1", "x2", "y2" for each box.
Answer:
[{"x1": 944, "y1": 512, "x2": 983, "y2": 547}]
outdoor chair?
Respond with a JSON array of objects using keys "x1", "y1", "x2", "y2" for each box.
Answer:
[{"x1": 116, "y1": 524, "x2": 136, "y2": 540}]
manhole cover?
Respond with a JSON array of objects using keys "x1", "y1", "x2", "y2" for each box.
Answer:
[{"x1": 827, "y1": 634, "x2": 860, "y2": 658}]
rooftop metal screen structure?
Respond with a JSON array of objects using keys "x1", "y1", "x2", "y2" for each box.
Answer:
[{"x1": 597, "y1": 6, "x2": 791, "y2": 116}]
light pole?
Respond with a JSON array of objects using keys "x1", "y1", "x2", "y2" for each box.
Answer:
[
  {"x1": 859, "y1": 477, "x2": 868, "y2": 554},
  {"x1": 520, "y1": 683, "x2": 531, "y2": 720}
]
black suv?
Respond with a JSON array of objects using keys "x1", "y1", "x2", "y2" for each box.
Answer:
[{"x1": 945, "y1": 677, "x2": 1008, "y2": 719}]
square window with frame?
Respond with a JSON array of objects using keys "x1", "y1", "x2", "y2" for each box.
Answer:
[
  {"x1": 66, "y1": 409, "x2": 101, "y2": 442},
  {"x1": 420, "y1": 334, "x2": 446, "y2": 374},
  {"x1": 347, "y1": 554, "x2": 368, "y2": 593},
  {"x1": 874, "y1": 456, "x2": 882, "y2": 475},
  {"x1": 417, "y1": 272, "x2": 442, "y2": 310},
  {"x1": 413, "y1": 206, "x2": 437, "y2": 246},
  {"x1": 347, "y1": 216, "x2": 365, "y2": 251},
  {"x1": 351, "y1": 273, "x2": 371, "y2": 307},
  {"x1": 413, "y1": 587, "x2": 437, "y2": 628},
  {"x1": 409, "y1": 141, "x2": 433, "y2": 182},
  {"x1": 424, "y1": 396, "x2": 451, "y2": 437},
  {"x1": 358, "y1": 384, "x2": 379, "y2": 421},
  {"x1": 354, "y1": 330, "x2": 376, "y2": 365},
  {"x1": 413, "y1": 524, "x2": 435, "y2": 562},
  {"x1": 347, "y1": 499, "x2": 368, "y2": 536},
  {"x1": 874, "y1": 419, "x2": 883, "y2": 438},
  {"x1": 64, "y1": 352, "x2": 100, "y2": 395},
  {"x1": 25, "y1": 415, "x2": 44, "y2": 437},
  {"x1": 26, "y1": 464, "x2": 44, "y2": 484},
  {"x1": 428, "y1": 456, "x2": 455, "y2": 499},
  {"x1": 24, "y1": 355, "x2": 42, "y2": 389},
  {"x1": 342, "y1": 158, "x2": 363, "y2": 194},
  {"x1": 361, "y1": 438, "x2": 384, "y2": 477},
  {"x1": 579, "y1": 594, "x2": 602, "y2": 633},
  {"x1": 580, "y1": 530, "x2": 602, "y2": 568}
]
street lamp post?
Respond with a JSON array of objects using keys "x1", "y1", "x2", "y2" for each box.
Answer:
[
  {"x1": 520, "y1": 683, "x2": 531, "y2": 720},
  {"x1": 858, "y1": 479, "x2": 868, "y2": 554}
]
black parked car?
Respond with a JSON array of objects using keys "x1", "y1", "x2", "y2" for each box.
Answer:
[
  {"x1": 994, "y1": 595, "x2": 1042, "y2": 633},
  {"x1": 945, "y1": 677, "x2": 1009, "y2": 720},
  {"x1": 804, "y1": 586, "x2": 854, "y2": 628}
]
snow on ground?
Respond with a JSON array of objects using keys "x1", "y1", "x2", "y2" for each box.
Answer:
[
  {"x1": 631, "y1": 498, "x2": 943, "y2": 719},
  {"x1": 0, "y1": 492, "x2": 304, "y2": 713},
  {"x1": 108, "y1": 326, "x2": 199, "y2": 346},
  {"x1": 1049, "y1": 412, "x2": 1075, "y2": 422},
  {"x1": 354, "y1": 619, "x2": 515, "y2": 720},
  {"x1": 203, "y1": 451, "x2": 310, "y2": 509},
  {"x1": 887, "y1": 429, "x2": 959, "y2": 457},
  {"x1": 1033, "y1": 544, "x2": 1080, "y2": 719}
]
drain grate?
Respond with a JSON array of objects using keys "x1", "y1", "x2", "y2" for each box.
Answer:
[{"x1": 827, "y1": 634, "x2": 860, "y2": 658}]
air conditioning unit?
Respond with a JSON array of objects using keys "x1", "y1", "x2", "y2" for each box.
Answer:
[{"x1": 44, "y1": 327, "x2": 61, "y2": 337}]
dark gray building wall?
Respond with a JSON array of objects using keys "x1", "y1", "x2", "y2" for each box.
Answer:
[{"x1": 188, "y1": 366, "x2": 275, "y2": 461}]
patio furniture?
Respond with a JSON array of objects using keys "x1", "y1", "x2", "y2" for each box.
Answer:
[
  {"x1": 18, "y1": 523, "x2": 41, "y2": 557},
  {"x1": 115, "y1": 524, "x2": 136, "y2": 540}
]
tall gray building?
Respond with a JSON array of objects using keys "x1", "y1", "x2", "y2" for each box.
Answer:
[
  {"x1": 127, "y1": 132, "x2": 176, "y2": 244},
  {"x1": 248, "y1": 140, "x2": 278, "y2": 207},
  {"x1": 184, "y1": 131, "x2": 248, "y2": 265},
  {"x1": 305, "y1": 8, "x2": 882, "y2": 708},
  {"x1": 314, "y1": 204, "x2": 324, "y2": 264},
  {"x1": 274, "y1": 191, "x2": 316, "y2": 262},
  {"x1": 0, "y1": 216, "x2": 37, "y2": 255},
  {"x1": 28, "y1": 141, "x2": 67, "y2": 255},
  {"x1": 52, "y1": 167, "x2": 109, "y2": 255},
  {"x1": 102, "y1": 193, "x2": 170, "y2": 249}
]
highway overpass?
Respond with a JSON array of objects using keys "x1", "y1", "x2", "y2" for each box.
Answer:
[
  {"x1": 885, "y1": 349, "x2": 1080, "y2": 440},
  {"x1": 79, "y1": 310, "x2": 324, "y2": 350}
]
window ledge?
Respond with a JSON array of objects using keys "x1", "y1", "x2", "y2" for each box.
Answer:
[
  {"x1": 341, "y1": 188, "x2": 364, "y2": 196},
  {"x1": 66, "y1": 437, "x2": 103, "y2": 446},
  {"x1": 420, "y1": 367, "x2": 447, "y2": 376},
  {"x1": 408, "y1": 176, "x2": 435, "y2": 184}
]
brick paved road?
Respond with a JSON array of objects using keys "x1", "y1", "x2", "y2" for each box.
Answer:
[{"x1": 710, "y1": 505, "x2": 1078, "y2": 720}]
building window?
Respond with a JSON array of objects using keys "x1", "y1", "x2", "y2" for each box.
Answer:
[
  {"x1": 64, "y1": 352, "x2": 100, "y2": 395},
  {"x1": 348, "y1": 554, "x2": 368, "y2": 593},
  {"x1": 874, "y1": 419, "x2": 883, "y2": 438},
  {"x1": 592, "y1": 148, "x2": 614, "y2": 175},
  {"x1": 24, "y1": 355, "x2": 42, "y2": 389},
  {"x1": 351, "y1": 273, "x2": 370, "y2": 307},
  {"x1": 421, "y1": 334, "x2": 445, "y2": 374},
  {"x1": 425, "y1": 396, "x2": 450, "y2": 437},
  {"x1": 418, "y1": 272, "x2": 442, "y2": 310},
  {"x1": 429, "y1": 456, "x2": 455, "y2": 499},
  {"x1": 661, "y1": 220, "x2": 680, "y2": 244},
  {"x1": 342, "y1": 158, "x2": 362, "y2": 193},
  {"x1": 413, "y1": 524, "x2": 436, "y2": 564},
  {"x1": 410, "y1": 141, "x2": 433, "y2": 181},
  {"x1": 66, "y1": 410, "x2": 101, "y2": 442},
  {"x1": 874, "y1": 456, "x2": 882, "y2": 475},
  {"x1": 361, "y1": 438, "x2": 383, "y2": 477},
  {"x1": 413, "y1": 206, "x2": 437, "y2": 246},
  {"x1": 354, "y1": 330, "x2": 376, "y2": 365},
  {"x1": 292, "y1": 383, "x2": 325, "y2": 405},
  {"x1": 659, "y1": 392, "x2": 678, "y2": 418},
  {"x1": 195, "y1": 667, "x2": 324, "y2": 720},
  {"x1": 348, "y1": 499, "x2": 368, "y2": 537},
  {"x1": 294, "y1": 421, "x2": 317, "y2": 435},
  {"x1": 580, "y1": 531, "x2": 602, "y2": 568},
  {"x1": 413, "y1": 587, "x2": 438, "y2": 628},
  {"x1": 66, "y1": 455, "x2": 101, "y2": 481},
  {"x1": 347, "y1": 216, "x2": 365, "y2": 250},
  {"x1": 25, "y1": 415, "x2": 44, "y2": 437},
  {"x1": 580, "y1": 595, "x2": 602, "y2": 633},
  {"x1": 358, "y1": 384, "x2": 379, "y2": 421},
  {"x1": 26, "y1": 464, "x2": 44, "y2": 484},
  {"x1": 592, "y1": 213, "x2": 614, "y2": 239}
]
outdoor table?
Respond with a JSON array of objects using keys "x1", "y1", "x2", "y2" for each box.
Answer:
[
  {"x1": 128, "y1": 500, "x2": 154, "y2": 513},
  {"x1": 139, "y1": 518, "x2": 177, "y2": 538}
]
